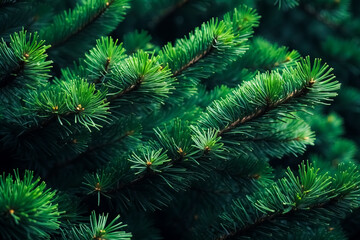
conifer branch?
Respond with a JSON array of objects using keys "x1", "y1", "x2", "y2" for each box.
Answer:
[
  {"x1": 199, "y1": 57, "x2": 339, "y2": 138},
  {"x1": 84, "y1": 58, "x2": 338, "y2": 210},
  {"x1": 0, "y1": 170, "x2": 60, "y2": 240},
  {"x1": 158, "y1": 5, "x2": 260, "y2": 99},
  {"x1": 105, "y1": 76, "x2": 143, "y2": 102},
  {"x1": 0, "y1": 30, "x2": 52, "y2": 98},
  {"x1": 49, "y1": 0, "x2": 117, "y2": 48},
  {"x1": 213, "y1": 162, "x2": 360, "y2": 240},
  {"x1": 24, "y1": 78, "x2": 110, "y2": 133},
  {"x1": 172, "y1": 38, "x2": 216, "y2": 77},
  {"x1": 216, "y1": 185, "x2": 353, "y2": 240},
  {"x1": 83, "y1": 36, "x2": 126, "y2": 85},
  {"x1": 39, "y1": 0, "x2": 130, "y2": 62},
  {"x1": 217, "y1": 79, "x2": 314, "y2": 136},
  {"x1": 92, "y1": 57, "x2": 111, "y2": 84}
]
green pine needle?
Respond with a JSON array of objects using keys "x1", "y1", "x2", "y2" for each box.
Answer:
[{"x1": 0, "y1": 170, "x2": 60, "y2": 240}]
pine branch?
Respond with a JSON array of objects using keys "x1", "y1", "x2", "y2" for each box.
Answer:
[
  {"x1": 172, "y1": 38, "x2": 216, "y2": 77},
  {"x1": 66, "y1": 44, "x2": 174, "y2": 111},
  {"x1": 217, "y1": 79, "x2": 313, "y2": 136},
  {"x1": 61, "y1": 211, "x2": 131, "y2": 240},
  {"x1": 0, "y1": 30, "x2": 52, "y2": 99},
  {"x1": 207, "y1": 37, "x2": 301, "y2": 89},
  {"x1": 24, "y1": 78, "x2": 110, "y2": 132},
  {"x1": 200, "y1": 57, "x2": 339, "y2": 137},
  {"x1": 105, "y1": 75, "x2": 143, "y2": 102},
  {"x1": 158, "y1": 5, "x2": 260, "y2": 99},
  {"x1": 39, "y1": 0, "x2": 130, "y2": 63},
  {"x1": 0, "y1": 170, "x2": 60, "y2": 240},
  {"x1": 214, "y1": 162, "x2": 360, "y2": 240},
  {"x1": 43, "y1": 0, "x2": 128, "y2": 47},
  {"x1": 51, "y1": 1, "x2": 113, "y2": 48},
  {"x1": 83, "y1": 57, "x2": 338, "y2": 211}
]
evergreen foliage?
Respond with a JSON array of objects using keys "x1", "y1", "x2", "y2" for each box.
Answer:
[
  {"x1": 61, "y1": 211, "x2": 131, "y2": 240},
  {"x1": 0, "y1": 0, "x2": 359, "y2": 239},
  {"x1": 0, "y1": 170, "x2": 60, "y2": 240}
]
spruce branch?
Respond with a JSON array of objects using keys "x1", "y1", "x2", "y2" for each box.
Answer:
[
  {"x1": 105, "y1": 75, "x2": 143, "y2": 102},
  {"x1": 215, "y1": 78, "x2": 312, "y2": 136},
  {"x1": 61, "y1": 211, "x2": 131, "y2": 240},
  {"x1": 103, "y1": 50, "x2": 175, "y2": 108},
  {"x1": 0, "y1": 170, "x2": 60, "y2": 240},
  {"x1": 219, "y1": 118, "x2": 315, "y2": 159},
  {"x1": 199, "y1": 57, "x2": 339, "y2": 136},
  {"x1": 207, "y1": 37, "x2": 301, "y2": 89},
  {"x1": 39, "y1": 0, "x2": 130, "y2": 62},
  {"x1": 84, "y1": 36, "x2": 126, "y2": 84},
  {"x1": 41, "y1": 0, "x2": 129, "y2": 47},
  {"x1": 83, "y1": 119, "x2": 223, "y2": 210},
  {"x1": 158, "y1": 5, "x2": 260, "y2": 98},
  {"x1": 83, "y1": 58, "x2": 339, "y2": 211},
  {"x1": 65, "y1": 43, "x2": 175, "y2": 111},
  {"x1": 213, "y1": 162, "x2": 360, "y2": 240},
  {"x1": 24, "y1": 78, "x2": 110, "y2": 132},
  {"x1": 243, "y1": 37, "x2": 301, "y2": 72},
  {"x1": 0, "y1": 29, "x2": 52, "y2": 99}
]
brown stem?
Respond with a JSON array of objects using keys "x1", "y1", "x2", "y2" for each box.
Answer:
[
  {"x1": 51, "y1": 0, "x2": 114, "y2": 48},
  {"x1": 93, "y1": 58, "x2": 111, "y2": 84},
  {"x1": 216, "y1": 192, "x2": 341, "y2": 240},
  {"x1": 172, "y1": 39, "x2": 216, "y2": 77},
  {"x1": 217, "y1": 80, "x2": 315, "y2": 136},
  {"x1": 105, "y1": 76, "x2": 143, "y2": 102}
]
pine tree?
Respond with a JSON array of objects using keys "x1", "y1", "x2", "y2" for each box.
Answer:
[{"x1": 0, "y1": 1, "x2": 359, "y2": 239}]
